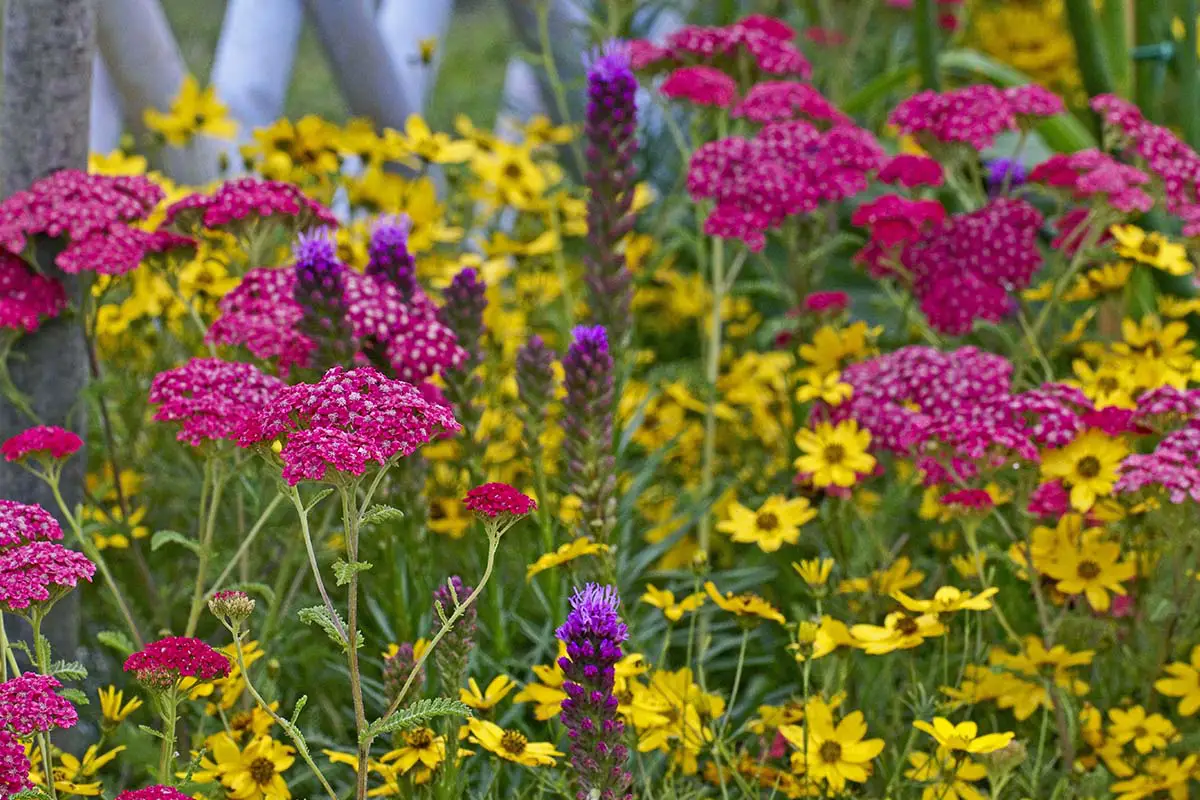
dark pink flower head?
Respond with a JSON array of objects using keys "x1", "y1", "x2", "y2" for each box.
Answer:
[
  {"x1": 1028, "y1": 480, "x2": 1071, "y2": 517},
  {"x1": 803, "y1": 291, "x2": 849, "y2": 314},
  {"x1": 0, "y1": 541, "x2": 95, "y2": 612},
  {"x1": 463, "y1": 482, "x2": 537, "y2": 520},
  {"x1": 852, "y1": 195, "x2": 945, "y2": 249},
  {"x1": 663, "y1": 18, "x2": 811, "y2": 78},
  {"x1": 164, "y1": 177, "x2": 336, "y2": 233},
  {"x1": 124, "y1": 636, "x2": 231, "y2": 689},
  {"x1": 0, "y1": 252, "x2": 66, "y2": 332},
  {"x1": 731, "y1": 81, "x2": 848, "y2": 126},
  {"x1": 116, "y1": 787, "x2": 194, "y2": 800},
  {"x1": 150, "y1": 358, "x2": 285, "y2": 446},
  {"x1": 1052, "y1": 207, "x2": 1113, "y2": 255},
  {"x1": 0, "y1": 673, "x2": 77, "y2": 736},
  {"x1": 627, "y1": 39, "x2": 669, "y2": 70},
  {"x1": 0, "y1": 170, "x2": 164, "y2": 276},
  {"x1": 1133, "y1": 386, "x2": 1200, "y2": 431},
  {"x1": 660, "y1": 66, "x2": 738, "y2": 107},
  {"x1": 878, "y1": 154, "x2": 944, "y2": 188},
  {"x1": 1080, "y1": 407, "x2": 1141, "y2": 437},
  {"x1": 0, "y1": 501, "x2": 63, "y2": 552},
  {"x1": 1004, "y1": 85, "x2": 1065, "y2": 122},
  {"x1": 1, "y1": 425, "x2": 82, "y2": 464},
  {"x1": 1030, "y1": 150, "x2": 1152, "y2": 214},
  {"x1": 889, "y1": 86, "x2": 1016, "y2": 151},
  {"x1": 0, "y1": 729, "x2": 29, "y2": 796},
  {"x1": 940, "y1": 488, "x2": 993, "y2": 511},
  {"x1": 237, "y1": 366, "x2": 460, "y2": 485}
]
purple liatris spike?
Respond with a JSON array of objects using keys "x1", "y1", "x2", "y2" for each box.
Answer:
[
  {"x1": 437, "y1": 267, "x2": 487, "y2": 368},
  {"x1": 431, "y1": 575, "x2": 476, "y2": 695},
  {"x1": 562, "y1": 326, "x2": 616, "y2": 544},
  {"x1": 366, "y1": 215, "x2": 417, "y2": 300},
  {"x1": 382, "y1": 642, "x2": 425, "y2": 710},
  {"x1": 293, "y1": 228, "x2": 353, "y2": 366},
  {"x1": 583, "y1": 41, "x2": 639, "y2": 352},
  {"x1": 517, "y1": 335, "x2": 556, "y2": 423},
  {"x1": 556, "y1": 584, "x2": 632, "y2": 800}
]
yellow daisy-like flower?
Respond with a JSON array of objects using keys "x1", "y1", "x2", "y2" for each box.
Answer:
[
  {"x1": 1072, "y1": 359, "x2": 1137, "y2": 410},
  {"x1": 794, "y1": 369, "x2": 853, "y2": 406},
  {"x1": 525, "y1": 538, "x2": 609, "y2": 581},
  {"x1": 144, "y1": 75, "x2": 237, "y2": 147},
  {"x1": 466, "y1": 718, "x2": 561, "y2": 767},
  {"x1": 794, "y1": 420, "x2": 876, "y2": 488},
  {"x1": 716, "y1": 495, "x2": 816, "y2": 552},
  {"x1": 97, "y1": 685, "x2": 142, "y2": 726},
  {"x1": 1158, "y1": 295, "x2": 1200, "y2": 318},
  {"x1": 459, "y1": 675, "x2": 517, "y2": 712},
  {"x1": 904, "y1": 749, "x2": 988, "y2": 800},
  {"x1": 640, "y1": 584, "x2": 706, "y2": 622},
  {"x1": 198, "y1": 734, "x2": 295, "y2": 800},
  {"x1": 1040, "y1": 429, "x2": 1129, "y2": 511},
  {"x1": 781, "y1": 703, "x2": 884, "y2": 792},
  {"x1": 1038, "y1": 528, "x2": 1136, "y2": 612},
  {"x1": 793, "y1": 558, "x2": 834, "y2": 588},
  {"x1": 892, "y1": 586, "x2": 998, "y2": 614},
  {"x1": 703, "y1": 581, "x2": 786, "y2": 625},
  {"x1": 1107, "y1": 706, "x2": 1177, "y2": 754},
  {"x1": 838, "y1": 556, "x2": 925, "y2": 595},
  {"x1": 1110, "y1": 224, "x2": 1193, "y2": 276},
  {"x1": 379, "y1": 727, "x2": 445, "y2": 780},
  {"x1": 851, "y1": 611, "x2": 945, "y2": 654},
  {"x1": 1155, "y1": 645, "x2": 1200, "y2": 716},
  {"x1": 913, "y1": 717, "x2": 1014, "y2": 754},
  {"x1": 790, "y1": 616, "x2": 856, "y2": 661},
  {"x1": 1065, "y1": 262, "x2": 1133, "y2": 301}
]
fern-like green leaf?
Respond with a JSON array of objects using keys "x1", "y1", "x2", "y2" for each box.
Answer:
[
  {"x1": 360, "y1": 698, "x2": 472, "y2": 745},
  {"x1": 297, "y1": 605, "x2": 362, "y2": 651}
]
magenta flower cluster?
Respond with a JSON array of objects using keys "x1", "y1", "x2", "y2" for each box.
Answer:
[
  {"x1": 462, "y1": 482, "x2": 537, "y2": 519},
  {"x1": 1, "y1": 424, "x2": 83, "y2": 463},
  {"x1": 116, "y1": 786, "x2": 194, "y2": 800},
  {"x1": 0, "y1": 672, "x2": 78, "y2": 736},
  {"x1": 0, "y1": 729, "x2": 28, "y2": 795},
  {"x1": 149, "y1": 357, "x2": 286, "y2": 446},
  {"x1": 236, "y1": 365, "x2": 460, "y2": 484},
  {"x1": 164, "y1": 177, "x2": 336, "y2": 232},
  {"x1": 878, "y1": 154, "x2": 944, "y2": 188},
  {"x1": 889, "y1": 85, "x2": 1064, "y2": 152},
  {"x1": 124, "y1": 636, "x2": 231, "y2": 689},
  {"x1": 0, "y1": 500, "x2": 63, "y2": 550},
  {"x1": 633, "y1": 15, "x2": 811, "y2": 79},
  {"x1": 1029, "y1": 149, "x2": 1153, "y2": 214},
  {"x1": 0, "y1": 251, "x2": 66, "y2": 332},
  {"x1": 0, "y1": 540, "x2": 95, "y2": 611},
  {"x1": 732, "y1": 80, "x2": 849, "y2": 125},
  {"x1": 688, "y1": 118, "x2": 885, "y2": 251}
]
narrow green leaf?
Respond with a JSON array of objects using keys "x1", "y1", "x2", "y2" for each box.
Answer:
[
  {"x1": 290, "y1": 695, "x2": 308, "y2": 726},
  {"x1": 138, "y1": 724, "x2": 166, "y2": 740},
  {"x1": 96, "y1": 630, "x2": 135, "y2": 657},
  {"x1": 361, "y1": 504, "x2": 405, "y2": 526},
  {"x1": 305, "y1": 488, "x2": 335, "y2": 513},
  {"x1": 150, "y1": 530, "x2": 201, "y2": 555}
]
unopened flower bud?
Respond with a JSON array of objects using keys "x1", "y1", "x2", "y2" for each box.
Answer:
[
  {"x1": 980, "y1": 739, "x2": 1027, "y2": 776},
  {"x1": 208, "y1": 590, "x2": 255, "y2": 625}
]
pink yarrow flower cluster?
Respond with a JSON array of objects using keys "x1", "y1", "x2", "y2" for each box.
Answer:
[
  {"x1": 0, "y1": 729, "x2": 29, "y2": 796},
  {"x1": 689, "y1": 120, "x2": 885, "y2": 250},
  {"x1": 857, "y1": 198, "x2": 1044, "y2": 335},
  {"x1": 209, "y1": 260, "x2": 466, "y2": 381},
  {"x1": 116, "y1": 787, "x2": 194, "y2": 800},
  {"x1": 0, "y1": 540, "x2": 95, "y2": 611},
  {"x1": 463, "y1": 482, "x2": 537, "y2": 519},
  {"x1": 889, "y1": 85, "x2": 1063, "y2": 152},
  {"x1": 164, "y1": 177, "x2": 335, "y2": 233},
  {"x1": 0, "y1": 252, "x2": 66, "y2": 332},
  {"x1": 878, "y1": 154, "x2": 944, "y2": 188},
  {"x1": 1115, "y1": 426, "x2": 1200, "y2": 503},
  {"x1": 731, "y1": 81, "x2": 848, "y2": 126},
  {"x1": 0, "y1": 672, "x2": 78, "y2": 735},
  {"x1": 124, "y1": 636, "x2": 231, "y2": 689},
  {"x1": 0, "y1": 169, "x2": 186, "y2": 276},
  {"x1": 1, "y1": 425, "x2": 82, "y2": 463},
  {"x1": 236, "y1": 366, "x2": 460, "y2": 485},
  {"x1": 0, "y1": 501, "x2": 63, "y2": 550},
  {"x1": 1029, "y1": 149, "x2": 1153, "y2": 213},
  {"x1": 660, "y1": 66, "x2": 738, "y2": 107},
  {"x1": 150, "y1": 358, "x2": 285, "y2": 446},
  {"x1": 632, "y1": 15, "x2": 811, "y2": 79}
]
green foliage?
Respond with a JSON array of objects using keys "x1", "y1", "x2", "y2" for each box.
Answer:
[
  {"x1": 150, "y1": 529, "x2": 200, "y2": 555},
  {"x1": 298, "y1": 605, "x2": 362, "y2": 651},
  {"x1": 333, "y1": 559, "x2": 374, "y2": 586},
  {"x1": 360, "y1": 697, "x2": 473, "y2": 745}
]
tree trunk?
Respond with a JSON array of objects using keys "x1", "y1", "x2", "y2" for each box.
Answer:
[
  {"x1": 301, "y1": 0, "x2": 415, "y2": 129},
  {"x1": 376, "y1": 0, "x2": 457, "y2": 114},
  {"x1": 89, "y1": 54, "x2": 125, "y2": 155},
  {"x1": 212, "y1": 0, "x2": 304, "y2": 133},
  {"x1": 0, "y1": 0, "x2": 96, "y2": 671},
  {"x1": 94, "y1": 0, "x2": 222, "y2": 183},
  {"x1": 499, "y1": 0, "x2": 588, "y2": 128}
]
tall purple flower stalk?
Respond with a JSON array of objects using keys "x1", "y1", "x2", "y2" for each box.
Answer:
[
  {"x1": 583, "y1": 41, "x2": 639, "y2": 352},
  {"x1": 431, "y1": 575, "x2": 476, "y2": 695},
  {"x1": 517, "y1": 334, "x2": 556, "y2": 442},
  {"x1": 436, "y1": 267, "x2": 488, "y2": 481},
  {"x1": 365, "y1": 215, "x2": 417, "y2": 300},
  {"x1": 563, "y1": 326, "x2": 616, "y2": 547},
  {"x1": 556, "y1": 584, "x2": 632, "y2": 800},
  {"x1": 293, "y1": 229, "x2": 353, "y2": 367}
]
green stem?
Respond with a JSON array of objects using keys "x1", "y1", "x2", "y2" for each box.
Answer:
[
  {"x1": 1100, "y1": 0, "x2": 1131, "y2": 96},
  {"x1": 32, "y1": 613, "x2": 58, "y2": 800},
  {"x1": 718, "y1": 629, "x2": 750, "y2": 740},
  {"x1": 1064, "y1": 0, "x2": 1118, "y2": 103},
  {"x1": 288, "y1": 486, "x2": 347, "y2": 642},
  {"x1": 158, "y1": 689, "x2": 178, "y2": 785},
  {"x1": 205, "y1": 492, "x2": 286, "y2": 597},
  {"x1": 185, "y1": 461, "x2": 226, "y2": 636},
  {"x1": 232, "y1": 632, "x2": 339, "y2": 800},
  {"x1": 914, "y1": 0, "x2": 942, "y2": 90},
  {"x1": 1179, "y1": 0, "x2": 1200, "y2": 149},
  {"x1": 340, "y1": 487, "x2": 370, "y2": 800},
  {"x1": 1134, "y1": 0, "x2": 1166, "y2": 119},
  {"x1": 698, "y1": 234, "x2": 724, "y2": 557}
]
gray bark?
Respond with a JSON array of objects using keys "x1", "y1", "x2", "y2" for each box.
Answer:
[
  {"x1": 301, "y1": 0, "x2": 415, "y2": 129},
  {"x1": 89, "y1": 54, "x2": 125, "y2": 155},
  {"x1": 212, "y1": 0, "x2": 304, "y2": 132},
  {"x1": 94, "y1": 0, "x2": 222, "y2": 183},
  {"x1": 0, "y1": 0, "x2": 96, "y2": 667}
]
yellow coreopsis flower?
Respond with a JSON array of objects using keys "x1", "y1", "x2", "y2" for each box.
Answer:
[
  {"x1": 1040, "y1": 429, "x2": 1129, "y2": 511},
  {"x1": 1038, "y1": 528, "x2": 1136, "y2": 611},
  {"x1": 1107, "y1": 706, "x2": 1177, "y2": 754},
  {"x1": 892, "y1": 586, "x2": 998, "y2": 615},
  {"x1": 1155, "y1": 645, "x2": 1200, "y2": 716},
  {"x1": 793, "y1": 558, "x2": 834, "y2": 589},
  {"x1": 838, "y1": 556, "x2": 925, "y2": 595},
  {"x1": 144, "y1": 75, "x2": 237, "y2": 146},
  {"x1": 1110, "y1": 754, "x2": 1199, "y2": 800},
  {"x1": 640, "y1": 584, "x2": 706, "y2": 622},
  {"x1": 194, "y1": 734, "x2": 295, "y2": 800},
  {"x1": 1110, "y1": 225, "x2": 1192, "y2": 276},
  {"x1": 402, "y1": 114, "x2": 475, "y2": 163},
  {"x1": 913, "y1": 717, "x2": 1014, "y2": 755},
  {"x1": 526, "y1": 538, "x2": 609, "y2": 581},
  {"x1": 781, "y1": 702, "x2": 884, "y2": 792},
  {"x1": 380, "y1": 726, "x2": 445, "y2": 782},
  {"x1": 512, "y1": 661, "x2": 567, "y2": 720},
  {"x1": 794, "y1": 368, "x2": 853, "y2": 406},
  {"x1": 851, "y1": 611, "x2": 945, "y2": 654},
  {"x1": 89, "y1": 150, "x2": 148, "y2": 176},
  {"x1": 794, "y1": 420, "x2": 875, "y2": 488},
  {"x1": 716, "y1": 495, "x2": 816, "y2": 552},
  {"x1": 704, "y1": 581, "x2": 786, "y2": 625},
  {"x1": 904, "y1": 749, "x2": 988, "y2": 800},
  {"x1": 459, "y1": 675, "x2": 517, "y2": 712},
  {"x1": 466, "y1": 718, "x2": 561, "y2": 767},
  {"x1": 98, "y1": 685, "x2": 142, "y2": 726}
]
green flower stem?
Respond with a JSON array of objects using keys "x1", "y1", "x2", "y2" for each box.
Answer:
[
  {"x1": 1064, "y1": 0, "x2": 1117, "y2": 102},
  {"x1": 698, "y1": 233, "x2": 724, "y2": 559},
  {"x1": 205, "y1": 492, "x2": 286, "y2": 598},
  {"x1": 288, "y1": 486, "x2": 347, "y2": 642},
  {"x1": 339, "y1": 487, "x2": 371, "y2": 800},
  {"x1": 0, "y1": 613, "x2": 15, "y2": 680},
  {"x1": 231, "y1": 631, "x2": 338, "y2": 800},
  {"x1": 914, "y1": 0, "x2": 941, "y2": 90},
  {"x1": 1134, "y1": 0, "x2": 1166, "y2": 119},
  {"x1": 1179, "y1": 0, "x2": 1200, "y2": 149},
  {"x1": 185, "y1": 460, "x2": 227, "y2": 637},
  {"x1": 32, "y1": 612, "x2": 58, "y2": 800},
  {"x1": 718, "y1": 628, "x2": 749, "y2": 741},
  {"x1": 1100, "y1": 0, "x2": 1131, "y2": 97},
  {"x1": 157, "y1": 688, "x2": 178, "y2": 786},
  {"x1": 48, "y1": 474, "x2": 144, "y2": 647}
]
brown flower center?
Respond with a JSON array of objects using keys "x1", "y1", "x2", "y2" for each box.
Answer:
[
  {"x1": 1140, "y1": 238, "x2": 1161, "y2": 258},
  {"x1": 501, "y1": 730, "x2": 527, "y2": 755},
  {"x1": 1076, "y1": 456, "x2": 1102, "y2": 479},
  {"x1": 823, "y1": 444, "x2": 846, "y2": 465},
  {"x1": 1076, "y1": 560, "x2": 1102, "y2": 580},
  {"x1": 895, "y1": 616, "x2": 920, "y2": 635},
  {"x1": 503, "y1": 162, "x2": 524, "y2": 181},
  {"x1": 1098, "y1": 377, "x2": 1120, "y2": 393},
  {"x1": 249, "y1": 757, "x2": 276, "y2": 785},
  {"x1": 819, "y1": 741, "x2": 843, "y2": 764},
  {"x1": 756, "y1": 512, "x2": 780, "y2": 531},
  {"x1": 407, "y1": 728, "x2": 434, "y2": 748},
  {"x1": 230, "y1": 710, "x2": 252, "y2": 733}
]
